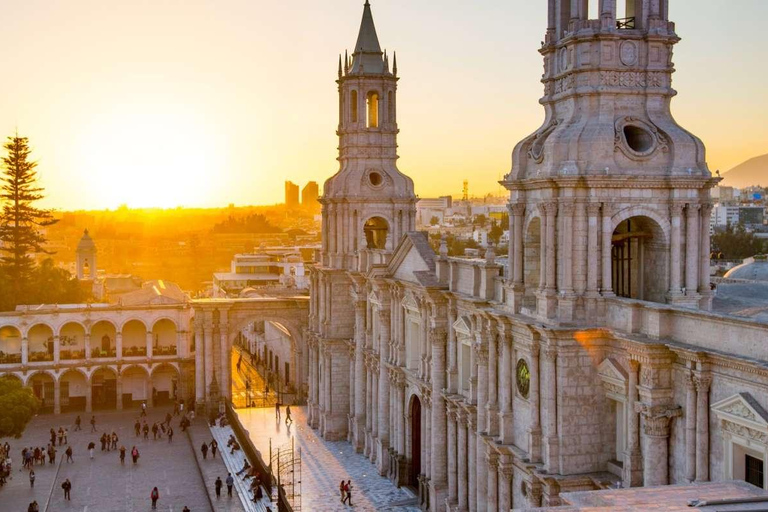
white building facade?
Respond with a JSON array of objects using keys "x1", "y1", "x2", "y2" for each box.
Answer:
[{"x1": 305, "y1": 2, "x2": 768, "y2": 511}]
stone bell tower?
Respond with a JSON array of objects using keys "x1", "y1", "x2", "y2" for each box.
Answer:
[
  {"x1": 76, "y1": 229, "x2": 97, "y2": 280},
  {"x1": 320, "y1": 0, "x2": 416, "y2": 272},
  {"x1": 502, "y1": 0, "x2": 719, "y2": 323}
]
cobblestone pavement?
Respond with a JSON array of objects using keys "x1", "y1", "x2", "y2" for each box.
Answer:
[
  {"x1": 1, "y1": 408, "x2": 212, "y2": 511},
  {"x1": 235, "y1": 406, "x2": 419, "y2": 511}
]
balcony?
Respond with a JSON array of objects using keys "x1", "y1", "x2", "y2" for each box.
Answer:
[
  {"x1": 123, "y1": 346, "x2": 147, "y2": 358},
  {"x1": 154, "y1": 345, "x2": 177, "y2": 357},
  {"x1": 91, "y1": 348, "x2": 117, "y2": 359},
  {"x1": 616, "y1": 17, "x2": 636, "y2": 30},
  {"x1": 61, "y1": 349, "x2": 86, "y2": 361},
  {"x1": 29, "y1": 351, "x2": 53, "y2": 362},
  {"x1": 0, "y1": 353, "x2": 22, "y2": 365}
]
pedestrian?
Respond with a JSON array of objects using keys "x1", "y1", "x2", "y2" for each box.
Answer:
[
  {"x1": 141, "y1": 401, "x2": 147, "y2": 417},
  {"x1": 28, "y1": 500, "x2": 39, "y2": 512},
  {"x1": 134, "y1": 420, "x2": 141, "y2": 437},
  {"x1": 275, "y1": 402, "x2": 280, "y2": 420},
  {"x1": 65, "y1": 446, "x2": 73, "y2": 463},
  {"x1": 152, "y1": 423, "x2": 158, "y2": 440},
  {"x1": 112, "y1": 432, "x2": 118, "y2": 450},
  {"x1": 29, "y1": 469, "x2": 35, "y2": 488},
  {"x1": 100, "y1": 433, "x2": 107, "y2": 451},
  {"x1": 339, "y1": 480, "x2": 346, "y2": 503},
  {"x1": 150, "y1": 486, "x2": 160, "y2": 509},
  {"x1": 210, "y1": 440, "x2": 218, "y2": 459},
  {"x1": 168, "y1": 426, "x2": 174, "y2": 443},
  {"x1": 48, "y1": 445, "x2": 56, "y2": 464},
  {"x1": 88, "y1": 441, "x2": 95, "y2": 459},
  {"x1": 215, "y1": 476, "x2": 223, "y2": 498},
  {"x1": 49, "y1": 428, "x2": 56, "y2": 446},
  {"x1": 226, "y1": 473, "x2": 234, "y2": 497},
  {"x1": 131, "y1": 446, "x2": 140, "y2": 464},
  {"x1": 345, "y1": 480, "x2": 353, "y2": 506},
  {"x1": 201, "y1": 442, "x2": 208, "y2": 460},
  {"x1": 39, "y1": 446, "x2": 46, "y2": 466},
  {"x1": 143, "y1": 422, "x2": 149, "y2": 440},
  {"x1": 74, "y1": 415, "x2": 82, "y2": 431},
  {"x1": 90, "y1": 415, "x2": 97, "y2": 433},
  {"x1": 119, "y1": 445, "x2": 126, "y2": 464},
  {"x1": 285, "y1": 406, "x2": 293, "y2": 424},
  {"x1": 63, "y1": 428, "x2": 68, "y2": 444},
  {"x1": 57, "y1": 428, "x2": 64, "y2": 446},
  {"x1": 62, "y1": 478, "x2": 72, "y2": 500},
  {"x1": 183, "y1": 507, "x2": 190, "y2": 512}
]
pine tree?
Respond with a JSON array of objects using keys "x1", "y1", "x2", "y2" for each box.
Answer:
[{"x1": 0, "y1": 134, "x2": 58, "y2": 301}]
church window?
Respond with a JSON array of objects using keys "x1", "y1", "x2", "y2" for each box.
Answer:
[
  {"x1": 368, "y1": 172, "x2": 383, "y2": 187},
  {"x1": 459, "y1": 337, "x2": 471, "y2": 392},
  {"x1": 351, "y1": 90, "x2": 358, "y2": 122},
  {"x1": 387, "y1": 91, "x2": 394, "y2": 123},
  {"x1": 611, "y1": 216, "x2": 666, "y2": 303},
  {"x1": 746, "y1": 455, "x2": 765, "y2": 488},
  {"x1": 364, "y1": 217, "x2": 388, "y2": 250},
  {"x1": 516, "y1": 358, "x2": 530, "y2": 399},
  {"x1": 617, "y1": 0, "x2": 638, "y2": 29},
  {"x1": 367, "y1": 91, "x2": 379, "y2": 128}
]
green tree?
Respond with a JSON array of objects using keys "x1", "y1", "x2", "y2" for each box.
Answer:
[
  {"x1": 712, "y1": 223, "x2": 767, "y2": 260},
  {"x1": 489, "y1": 220, "x2": 504, "y2": 245},
  {"x1": 0, "y1": 376, "x2": 39, "y2": 438},
  {"x1": 27, "y1": 259, "x2": 85, "y2": 306},
  {"x1": 0, "y1": 134, "x2": 57, "y2": 301},
  {"x1": 430, "y1": 216, "x2": 440, "y2": 226}
]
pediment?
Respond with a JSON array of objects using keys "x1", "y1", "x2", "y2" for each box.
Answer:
[
  {"x1": 597, "y1": 358, "x2": 628, "y2": 395},
  {"x1": 712, "y1": 392, "x2": 768, "y2": 432},
  {"x1": 388, "y1": 232, "x2": 436, "y2": 286},
  {"x1": 368, "y1": 289, "x2": 381, "y2": 305},
  {"x1": 401, "y1": 294, "x2": 419, "y2": 312},
  {"x1": 453, "y1": 316, "x2": 472, "y2": 337}
]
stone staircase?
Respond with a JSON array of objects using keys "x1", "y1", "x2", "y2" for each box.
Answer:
[{"x1": 210, "y1": 424, "x2": 275, "y2": 512}]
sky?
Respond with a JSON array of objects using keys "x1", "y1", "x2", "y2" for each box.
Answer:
[{"x1": 0, "y1": 0, "x2": 766, "y2": 210}]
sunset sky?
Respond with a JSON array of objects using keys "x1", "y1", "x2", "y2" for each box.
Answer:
[{"x1": 1, "y1": 0, "x2": 766, "y2": 210}]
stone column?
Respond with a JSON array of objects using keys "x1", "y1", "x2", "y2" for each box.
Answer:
[
  {"x1": 468, "y1": 416, "x2": 476, "y2": 512},
  {"x1": 528, "y1": 342, "x2": 542, "y2": 463},
  {"x1": 220, "y1": 322, "x2": 229, "y2": 400},
  {"x1": 695, "y1": 373, "x2": 712, "y2": 482},
  {"x1": 699, "y1": 203, "x2": 714, "y2": 306},
  {"x1": 86, "y1": 378, "x2": 93, "y2": 413},
  {"x1": 669, "y1": 204, "x2": 684, "y2": 296},
  {"x1": 543, "y1": 347, "x2": 558, "y2": 472},
  {"x1": 539, "y1": 208, "x2": 547, "y2": 290},
  {"x1": 378, "y1": 310, "x2": 392, "y2": 474},
  {"x1": 430, "y1": 328, "x2": 448, "y2": 506},
  {"x1": 354, "y1": 300, "x2": 366, "y2": 451},
  {"x1": 601, "y1": 203, "x2": 614, "y2": 296},
  {"x1": 499, "y1": 330, "x2": 513, "y2": 445},
  {"x1": 116, "y1": 332, "x2": 123, "y2": 360},
  {"x1": 486, "y1": 327, "x2": 499, "y2": 436},
  {"x1": 512, "y1": 204, "x2": 525, "y2": 285},
  {"x1": 448, "y1": 305, "x2": 458, "y2": 393},
  {"x1": 458, "y1": 410, "x2": 468, "y2": 511},
  {"x1": 52, "y1": 335, "x2": 60, "y2": 364},
  {"x1": 21, "y1": 336, "x2": 28, "y2": 365},
  {"x1": 145, "y1": 331, "x2": 153, "y2": 359},
  {"x1": 685, "y1": 373, "x2": 697, "y2": 483},
  {"x1": 447, "y1": 405, "x2": 458, "y2": 505},
  {"x1": 487, "y1": 452, "x2": 499, "y2": 512},
  {"x1": 348, "y1": 344, "x2": 355, "y2": 440},
  {"x1": 499, "y1": 464, "x2": 513, "y2": 512},
  {"x1": 365, "y1": 359, "x2": 373, "y2": 456},
  {"x1": 686, "y1": 204, "x2": 700, "y2": 295},
  {"x1": 624, "y1": 360, "x2": 642, "y2": 487},
  {"x1": 475, "y1": 339, "x2": 488, "y2": 512},
  {"x1": 84, "y1": 334, "x2": 90, "y2": 362},
  {"x1": 204, "y1": 326, "x2": 213, "y2": 403},
  {"x1": 116, "y1": 374, "x2": 123, "y2": 411},
  {"x1": 53, "y1": 378, "x2": 61, "y2": 415},
  {"x1": 194, "y1": 322, "x2": 204, "y2": 406},
  {"x1": 561, "y1": 203, "x2": 575, "y2": 293},
  {"x1": 545, "y1": 203, "x2": 557, "y2": 292},
  {"x1": 587, "y1": 204, "x2": 601, "y2": 293},
  {"x1": 637, "y1": 404, "x2": 681, "y2": 486}
]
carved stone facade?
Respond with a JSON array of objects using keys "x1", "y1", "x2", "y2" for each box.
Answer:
[{"x1": 303, "y1": 2, "x2": 768, "y2": 511}]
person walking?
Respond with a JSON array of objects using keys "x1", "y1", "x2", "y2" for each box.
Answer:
[
  {"x1": 90, "y1": 415, "x2": 97, "y2": 433},
  {"x1": 143, "y1": 422, "x2": 149, "y2": 440},
  {"x1": 49, "y1": 428, "x2": 56, "y2": 446},
  {"x1": 285, "y1": 406, "x2": 293, "y2": 425},
  {"x1": 183, "y1": 507, "x2": 190, "y2": 512},
  {"x1": 275, "y1": 402, "x2": 280, "y2": 421},
  {"x1": 27, "y1": 500, "x2": 39, "y2": 512},
  {"x1": 344, "y1": 480, "x2": 353, "y2": 506},
  {"x1": 141, "y1": 401, "x2": 147, "y2": 417},
  {"x1": 88, "y1": 441, "x2": 95, "y2": 459},
  {"x1": 57, "y1": 428, "x2": 64, "y2": 446},
  {"x1": 201, "y1": 442, "x2": 209, "y2": 460},
  {"x1": 65, "y1": 446, "x2": 73, "y2": 463},
  {"x1": 152, "y1": 423, "x2": 158, "y2": 440},
  {"x1": 214, "y1": 476, "x2": 223, "y2": 498},
  {"x1": 167, "y1": 426, "x2": 174, "y2": 443},
  {"x1": 226, "y1": 473, "x2": 234, "y2": 497},
  {"x1": 74, "y1": 415, "x2": 82, "y2": 431},
  {"x1": 131, "y1": 446, "x2": 140, "y2": 464},
  {"x1": 62, "y1": 479, "x2": 72, "y2": 500},
  {"x1": 29, "y1": 469, "x2": 35, "y2": 488},
  {"x1": 119, "y1": 445, "x2": 126, "y2": 464},
  {"x1": 339, "y1": 480, "x2": 346, "y2": 503},
  {"x1": 134, "y1": 420, "x2": 141, "y2": 437},
  {"x1": 63, "y1": 428, "x2": 68, "y2": 445},
  {"x1": 48, "y1": 445, "x2": 56, "y2": 464},
  {"x1": 210, "y1": 440, "x2": 218, "y2": 459},
  {"x1": 150, "y1": 486, "x2": 160, "y2": 509}
]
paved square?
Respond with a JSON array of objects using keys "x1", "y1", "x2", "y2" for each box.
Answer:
[
  {"x1": 236, "y1": 407, "x2": 419, "y2": 512},
  {"x1": 1, "y1": 408, "x2": 214, "y2": 512}
]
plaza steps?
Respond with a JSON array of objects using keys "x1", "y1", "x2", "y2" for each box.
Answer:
[{"x1": 210, "y1": 424, "x2": 274, "y2": 512}]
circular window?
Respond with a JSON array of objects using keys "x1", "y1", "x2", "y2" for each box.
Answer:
[
  {"x1": 516, "y1": 359, "x2": 530, "y2": 399},
  {"x1": 369, "y1": 172, "x2": 383, "y2": 187},
  {"x1": 623, "y1": 125, "x2": 654, "y2": 154}
]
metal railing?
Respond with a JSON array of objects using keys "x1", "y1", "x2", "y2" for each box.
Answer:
[{"x1": 616, "y1": 16, "x2": 636, "y2": 29}]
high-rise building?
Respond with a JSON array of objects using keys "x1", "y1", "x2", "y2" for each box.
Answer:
[
  {"x1": 302, "y1": 181, "x2": 319, "y2": 208},
  {"x1": 285, "y1": 181, "x2": 299, "y2": 207}
]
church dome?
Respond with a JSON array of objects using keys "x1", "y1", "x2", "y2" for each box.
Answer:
[
  {"x1": 77, "y1": 229, "x2": 96, "y2": 252},
  {"x1": 724, "y1": 256, "x2": 768, "y2": 281}
]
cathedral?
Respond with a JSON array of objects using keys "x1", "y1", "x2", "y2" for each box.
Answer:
[{"x1": 306, "y1": 1, "x2": 768, "y2": 511}]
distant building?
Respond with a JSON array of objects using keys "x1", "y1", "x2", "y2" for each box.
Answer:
[
  {"x1": 285, "y1": 181, "x2": 300, "y2": 207},
  {"x1": 711, "y1": 204, "x2": 765, "y2": 231},
  {"x1": 302, "y1": 181, "x2": 319, "y2": 207},
  {"x1": 213, "y1": 248, "x2": 310, "y2": 297},
  {"x1": 76, "y1": 229, "x2": 97, "y2": 280},
  {"x1": 416, "y1": 196, "x2": 452, "y2": 226}
]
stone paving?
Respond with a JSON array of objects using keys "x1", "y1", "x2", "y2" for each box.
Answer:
[
  {"x1": 235, "y1": 406, "x2": 419, "y2": 512},
  {"x1": 0, "y1": 408, "x2": 212, "y2": 511}
]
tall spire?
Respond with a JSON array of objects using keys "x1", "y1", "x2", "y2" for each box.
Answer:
[{"x1": 350, "y1": 0, "x2": 385, "y2": 75}]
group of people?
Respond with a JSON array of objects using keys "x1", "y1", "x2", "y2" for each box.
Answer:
[{"x1": 339, "y1": 479, "x2": 354, "y2": 506}]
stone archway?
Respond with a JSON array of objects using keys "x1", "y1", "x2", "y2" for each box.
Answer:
[{"x1": 409, "y1": 394, "x2": 422, "y2": 488}]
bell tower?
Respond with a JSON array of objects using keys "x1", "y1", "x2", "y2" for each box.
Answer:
[
  {"x1": 320, "y1": 0, "x2": 416, "y2": 272},
  {"x1": 503, "y1": 0, "x2": 719, "y2": 323}
]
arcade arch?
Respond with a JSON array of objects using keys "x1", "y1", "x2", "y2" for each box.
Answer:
[
  {"x1": 59, "y1": 322, "x2": 86, "y2": 360},
  {"x1": 91, "y1": 367, "x2": 117, "y2": 410},
  {"x1": 91, "y1": 321, "x2": 117, "y2": 358},
  {"x1": 0, "y1": 326, "x2": 22, "y2": 364},
  {"x1": 152, "y1": 319, "x2": 178, "y2": 356},
  {"x1": 28, "y1": 324, "x2": 54, "y2": 362},
  {"x1": 60, "y1": 369, "x2": 88, "y2": 412},
  {"x1": 122, "y1": 365, "x2": 151, "y2": 408},
  {"x1": 151, "y1": 364, "x2": 180, "y2": 405},
  {"x1": 122, "y1": 319, "x2": 147, "y2": 357},
  {"x1": 28, "y1": 371, "x2": 55, "y2": 413}
]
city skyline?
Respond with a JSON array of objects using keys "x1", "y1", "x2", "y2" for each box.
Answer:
[{"x1": 1, "y1": 0, "x2": 766, "y2": 210}]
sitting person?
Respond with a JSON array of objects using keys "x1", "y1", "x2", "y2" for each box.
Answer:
[
  {"x1": 236, "y1": 459, "x2": 251, "y2": 476},
  {"x1": 229, "y1": 441, "x2": 240, "y2": 454}
]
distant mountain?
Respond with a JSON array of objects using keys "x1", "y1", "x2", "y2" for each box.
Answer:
[{"x1": 721, "y1": 154, "x2": 768, "y2": 188}]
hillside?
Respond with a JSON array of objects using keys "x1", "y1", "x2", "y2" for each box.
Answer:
[{"x1": 721, "y1": 154, "x2": 768, "y2": 188}]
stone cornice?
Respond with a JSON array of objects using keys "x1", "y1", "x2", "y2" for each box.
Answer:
[{"x1": 500, "y1": 175, "x2": 716, "y2": 192}]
